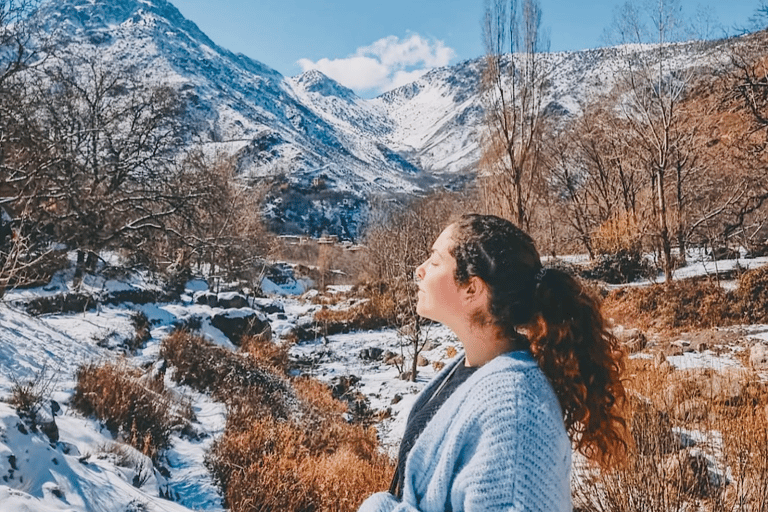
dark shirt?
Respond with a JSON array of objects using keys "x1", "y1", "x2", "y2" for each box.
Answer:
[{"x1": 390, "y1": 358, "x2": 477, "y2": 498}]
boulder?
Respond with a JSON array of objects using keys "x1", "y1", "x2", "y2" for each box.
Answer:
[
  {"x1": 359, "y1": 347, "x2": 384, "y2": 361},
  {"x1": 211, "y1": 308, "x2": 270, "y2": 344},
  {"x1": 614, "y1": 326, "x2": 648, "y2": 353},
  {"x1": 750, "y1": 343, "x2": 768, "y2": 370},
  {"x1": 217, "y1": 292, "x2": 249, "y2": 309},
  {"x1": 193, "y1": 291, "x2": 218, "y2": 307},
  {"x1": 663, "y1": 449, "x2": 719, "y2": 498}
]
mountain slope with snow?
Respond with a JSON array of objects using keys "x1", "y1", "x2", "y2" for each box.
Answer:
[{"x1": 26, "y1": 0, "x2": 737, "y2": 238}]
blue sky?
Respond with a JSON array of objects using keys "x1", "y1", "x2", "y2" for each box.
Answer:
[{"x1": 170, "y1": 0, "x2": 761, "y2": 96}]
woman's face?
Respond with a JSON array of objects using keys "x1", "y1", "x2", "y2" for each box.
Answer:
[{"x1": 414, "y1": 225, "x2": 467, "y2": 328}]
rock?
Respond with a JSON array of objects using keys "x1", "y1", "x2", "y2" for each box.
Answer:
[
  {"x1": 25, "y1": 293, "x2": 97, "y2": 316},
  {"x1": 39, "y1": 418, "x2": 59, "y2": 444},
  {"x1": 706, "y1": 369, "x2": 746, "y2": 403},
  {"x1": 614, "y1": 326, "x2": 648, "y2": 353},
  {"x1": 217, "y1": 292, "x2": 249, "y2": 309},
  {"x1": 417, "y1": 354, "x2": 429, "y2": 367},
  {"x1": 254, "y1": 299, "x2": 284, "y2": 314},
  {"x1": 384, "y1": 353, "x2": 404, "y2": 366},
  {"x1": 750, "y1": 343, "x2": 768, "y2": 370},
  {"x1": 391, "y1": 394, "x2": 402, "y2": 405},
  {"x1": 693, "y1": 341, "x2": 709, "y2": 352},
  {"x1": 211, "y1": 308, "x2": 270, "y2": 344},
  {"x1": 665, "y1": 345, "x2": 685, "y2": 357},
  {"x1": 193, "y1": 291, "x2": 218, "y2": 307},
  {"x1": 359, "y1": 347, "x2": 384, "y2": 361},
  {"x1": 663, "y1": 449, "x2": 717, "y2": 498}
]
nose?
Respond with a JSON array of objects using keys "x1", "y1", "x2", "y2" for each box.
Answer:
[{"x1": 414, "y1": 262, "x2": 425, "y2": 282}]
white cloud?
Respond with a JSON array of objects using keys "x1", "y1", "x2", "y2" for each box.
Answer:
[{"x1": 297, "y1": 33, "x2": 456, "y2": 97}]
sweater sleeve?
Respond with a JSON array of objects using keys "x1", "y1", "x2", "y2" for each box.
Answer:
[{"x1": 356, "y1": 491, "x2": 419, "y2": 512}]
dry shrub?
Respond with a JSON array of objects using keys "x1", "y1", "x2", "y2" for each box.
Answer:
[
  {"x1": 72, "y1": 360, "x2": 192, "y2": 461},
  {"x1": 162, "y1": 329, "x2": 392, "y2": 510},
  {"x1": 298, "y1": 446, "x2": 394, "y2": 512},
  {"x1": 312, "y1": 297, "x2": 392, "y2": 334},
  {"x1": 240, "y1": 334, "x2": 290, "y2": 373},
  {"x1": 735, "y1": 264, "x2": 768, "y2": 323},
  {"x1": 160, "y1": 330, "x2": 298, "y2": 419},
  {"x1": 208, "y1": 394, "x2": 393, "y2": 512},
  {"x1": 575, "y1": 357, "x2": 768, "y2": 511},
  {"x1": 592, "y1": 212, "x2": 644, "y2": 256},
  {"x1": 603, "y1": 279, "x2": 736, "y2": 332},
  {"x1": 716, "y1": 390, "x2": 768, "y2": 510},
  {"x1": 272, "y1": 238, "x2": 363, "y2": 288},
  {"x1": 311, "y1": 279, "x2": 408, "y2": 334},
  {"x1": 292, "y1": 377, "x2": 347, "y2": 416}
]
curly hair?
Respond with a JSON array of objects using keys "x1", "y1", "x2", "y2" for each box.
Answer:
[{"x1": 449, "y1": 214, "x2": 629, "y2": 469}]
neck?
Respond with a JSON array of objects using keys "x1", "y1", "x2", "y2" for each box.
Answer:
[{"x1": 455, "y1": 322, "x2": 521, "y2": 367}]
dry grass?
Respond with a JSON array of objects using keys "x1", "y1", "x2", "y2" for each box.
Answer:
[
  {"x1": 603, "y1": 279, "x2": 735, "y2": 332},
  {"x1": 602, "y1": 263, "x2": 768, "y2": 334},
  {"x1": 240, "y1": 334, "x2": 291, "y2": 374},
  {"x1": 161, "y1": 329, "x2": 393, "y2": 511},
  {"x1": 574, "y1": 357, "x2": 768, "y2": 511},
  {"x1": 208, "y1": 415, "x2": 392, "y2": 512},
  {"x1": 71, "y1": 360, "x2": 193, "y2": 461},
  {"x1": 160, "y1": 330, "x2": 298, "y2": 419}
]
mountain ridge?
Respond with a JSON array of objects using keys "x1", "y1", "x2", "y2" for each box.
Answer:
[{"x1": 26, "y1": 0, "x2": 737, "y2": 238}]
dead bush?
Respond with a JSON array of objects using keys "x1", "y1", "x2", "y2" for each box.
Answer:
[
  {"x1": 71, "y1": 360, "x2": 193, "y2": 461},
  {"x1": 311, "y1": 281, "x2": 405, "y2": 334},
  {"x1": 603, "y1": 279, "x2": 736, "y2": 332},
  {"x1": 580, "y1": 249, "x2": 657, "y2": 284},
  {"x1": 735, "y1": 264, "x2": 768, "y2": 323},
  {"x1": 160, "y1": 330, "x2": 298, "y2": 420},
  {"x1": 240, "y1": 335, "x2": 290, "y2": 374},
  {"x1": 574, "y1": 357, "x2": 768, "y2": 511},
  {"x1": 292, "y1": 377, "x2": 347, "y2": 416},
  {"x1": 591, "y1": 212, "x2": 645, "y2": 257},
  {"x1": 207, "y1": 404, "x2": 393, "y2": 512}
]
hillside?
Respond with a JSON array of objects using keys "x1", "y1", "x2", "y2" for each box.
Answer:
[{"x1": 21, "y1": 0, "x2": 745, "y2": 238}]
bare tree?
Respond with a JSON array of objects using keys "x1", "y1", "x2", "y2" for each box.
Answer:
[
  {"x1": 479, "y1": 0, "x2": 550, "y2": 231},
  {"x1": 605, "y1": 0, "x2": 702, "y2": 280},
  {"x1": 171, "y1": 149, "x2": 273, "y2": 284},
  {"x1": 7, "y1": 49, "x2": 188, "y2": 279},
  {"x1": 547, "y1": 102, "x2": 647, "y2": 258}
]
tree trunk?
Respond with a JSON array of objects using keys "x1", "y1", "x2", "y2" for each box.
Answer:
[{"x1": 655, "y1": 169, "x2": 674, "y2": 281}]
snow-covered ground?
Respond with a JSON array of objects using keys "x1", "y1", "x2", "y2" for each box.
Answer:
[{"x1": 0, "y1": 249, "x2": 767, "y2": 511}]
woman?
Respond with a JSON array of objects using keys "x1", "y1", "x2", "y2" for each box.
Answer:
[{"x1": 358, "y1": 214, "x2": 629, "y2": 512}]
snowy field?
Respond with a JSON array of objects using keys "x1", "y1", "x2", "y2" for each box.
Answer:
[{"x1": 0, "y1": 249, "x2": 767, "y2": 511}]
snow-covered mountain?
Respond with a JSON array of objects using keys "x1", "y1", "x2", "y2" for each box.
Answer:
[{"x1": 28, "y1": 0, "x2": 732, "y2": 238}]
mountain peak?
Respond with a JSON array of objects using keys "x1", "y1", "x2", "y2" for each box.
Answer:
[{"x1": 292, "y1": 69, "x2": 357, "y2": 100}]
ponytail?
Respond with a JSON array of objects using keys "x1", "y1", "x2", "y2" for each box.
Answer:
[{"x1": 528, "y1": 267, "x2": 630, "y2": 469}]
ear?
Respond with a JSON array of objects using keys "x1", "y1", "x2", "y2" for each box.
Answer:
[{"x1": 462, "y1": 276, "x2": 488, "y2": 307}]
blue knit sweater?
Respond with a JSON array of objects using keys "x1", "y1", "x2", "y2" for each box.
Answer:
[{"x1": 358, "y1": 350, "x2": 572, "y2": 512}]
